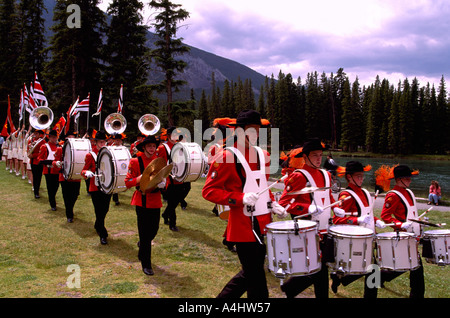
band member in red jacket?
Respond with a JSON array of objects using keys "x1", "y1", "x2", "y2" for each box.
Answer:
[
  {"x1": 52, "y1": 130, "x2": 80, "y2": 223},
  {"x1": 380, "y1": 165, "x2": 425, "y2": 298},
  {"x1": 81, "y1": 131, "x2": 111, "y2": 245},
  {"x1": 125, "y1": 135, "x2": 166, "y2": 276},
  {"x1": 29, "y1": 129, "x2": 46, "y2": 199},
  {"x1": 277, "y1": 138, "x2": 345, "y2": 298},
  {"x1": 38, "y1": 130, "x2": 61, "y2": 211},
  {"x1": 330, "y1": 160, "x2": 386, "y2": 297},
  {"x1": 202, "y1": 109, "x2": 287, "y2": 298}
]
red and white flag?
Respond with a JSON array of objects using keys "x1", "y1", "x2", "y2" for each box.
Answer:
[
  {"x1": 92, "y1": 89, "x2": 103, "y2": 117},
  {"x1": 117, "y1": 84, "x2": 123, "y2": 113},
  {"x1": 33, "y1": 72, "x2": 48, "y2": 106},
  {"x1": 23, "y1": 83, "x2": 37, "y2": 113},
  {"x1": 18, "y1": 89, "x2": 24, "y2": 122}
]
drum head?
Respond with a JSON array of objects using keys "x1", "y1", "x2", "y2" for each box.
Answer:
[
  {"x1": 376, "y1": 232, "x2": 415, "y2": 239},
  {"x1": 63, "y1": 140, "x2": 73, "y2": 179},
  {"x1": 266, "y1": 220, "x2": 318, "y2": 231},
  {"x1": 171, "y1": 143, "x2": 188, "y2": 180},
  {"x1": 97, "y1": 148, "x2": 114, "y2": 193},
  {"x1": 424, "y1": 229, "x2": 450, "y2": 236},
  {"x1": 329, "y1": 225, "x2": 373, "y2": 237}
]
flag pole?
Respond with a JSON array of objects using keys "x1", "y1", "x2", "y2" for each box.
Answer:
[{"x1": 86, "y1": 92, "x2": 90, "y2": 133}]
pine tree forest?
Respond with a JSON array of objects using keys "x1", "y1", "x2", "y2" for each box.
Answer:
[{"x1": 0, "y1": 1, "x2": 449, "y2": 155}]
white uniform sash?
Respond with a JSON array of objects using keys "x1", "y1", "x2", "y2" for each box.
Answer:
[
  {"x1": 389, "y1": 189, "x2": 420, "y2": 236},
  {"x1": 296, "y1": 168, "x2": 331, "y2": 233},
  {"x1": 226, "y1": 146, "x2": 271, "y2": 217},
  {"x1": 345, "y1": 188, "x2": 375, "y2": 232}
]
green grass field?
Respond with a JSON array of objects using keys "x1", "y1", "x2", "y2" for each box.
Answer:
[{"x1": 0, "y1": 161, "x2": 448, "y2": 298}]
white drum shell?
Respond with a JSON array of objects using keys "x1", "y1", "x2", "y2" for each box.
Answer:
[
  {"x1": 170, "y1": 142, "x2": 206, "y2": 183},
  {"x1": 63, "y1": 138, "x2": 92, "y2": 180},
  {"x1": 97, "y1": 146, "x2": 131, "y2": 194},
  {"x1": 266, "y1": 220, "x2": 321, "y2": 278},
  {"x1": 376, "y1": 232, "x2": 420, "y2": 271},
  {"x1": 328, "y1": 225, "x2": 374, "y2": 275},
  {"x1": 423, "y1": 229, "x2": 450, "y2": 265}
]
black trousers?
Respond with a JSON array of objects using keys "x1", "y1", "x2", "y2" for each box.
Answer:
[
  {"x1": 281, "y1": 239, "x2": 330, "y2": 298},
  {"x1": 162, "y1": 182, "x2": 191, "y2": 227},
  {"x1": 61, "y1": 180, "x2": 81, "y2": 219},
  {"x1": 136, "y1": 206, "x2": 161, "y2": 268},
  {"x1": 217, "y1": 241, "x2": 269, "y2": 298},
  {"x1": 31, "y1": 164, "x2": 43, "y2": 196},
  {"x1": 90, "y1": 190, "x2": 112, "y2": 238},
  {"x1": 44, "y1": 173, "x2": 60, "y2": 209}
]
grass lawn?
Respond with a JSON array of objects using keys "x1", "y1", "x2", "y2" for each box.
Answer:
[{"x1": 0, "y1": 161, "x2": 448, "y2": 298}]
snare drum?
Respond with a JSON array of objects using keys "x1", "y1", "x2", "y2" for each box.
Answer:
[
  {"x1": 63, "y1": 138, "x2": 92, "y2": 180},
  {"x1": 170, "y1": 142, "x2": 207, "y2": 183},
  {"x1": 327, "y1": 225, "x2": 374, "y2": 276},
  {"x1": 376, "y1": 232, "x2": 420, "y2": 271},
  {"x1": 96, "y1": 146, "x2": 131, "y2": 194},
  {"x1": 266, "y1": 220, "x2": 321, "y2": 279},
  {"x1": 422, "y1": 229, "x2": 450, "y2": 266}
]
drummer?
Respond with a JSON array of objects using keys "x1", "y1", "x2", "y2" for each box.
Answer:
[
  {"x1": 277, "y1": 138, "x2": 346, "y2": 298},
  {"x1": 81, "y1": 130, "x2": 112, "y2": 245},
  {"x1": 380, "y1": 165, "x2": 425, "y2": 298},
  {"x1": 157, "y1": 126, "x2": 189, "y2": 232},
  {"x1": 202, "y1": 109, "x2": 287, "y2": 298},
  {"x1": 330, "y1": 160, "x2": 386, "y2": 297},
  {"x1": 52, "y1": 130, "x2": 81, "y2": 223},
  {"x1": 110, "y1": 133, "x2": 126, "y2": 206},
  {"x1": 125, "y1": 135, "x2": 166, "y2": 275}
]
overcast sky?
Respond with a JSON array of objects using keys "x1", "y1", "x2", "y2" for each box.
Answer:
[{"x1": 100, "y1": 0, "x2": 450, "y2": 88}]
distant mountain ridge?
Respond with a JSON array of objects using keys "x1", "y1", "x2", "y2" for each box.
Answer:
[{"x1": 42, "y1": 0, "x2": 267, "y2": 99}]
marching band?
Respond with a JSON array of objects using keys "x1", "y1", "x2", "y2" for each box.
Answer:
[{"x1": 1, "y1": 107, "x2": 448, "y2": 299}]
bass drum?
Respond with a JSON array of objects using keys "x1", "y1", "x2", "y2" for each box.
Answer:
[
  {"x1": 170, "y1": 142, "x2": 207, "y2": 183},
  {"x1": 63, "y1": 138, "x2": 92, "y2": 180},
  {"x1": 96, "y1": 146, "x2": 131, "y2": 194}
]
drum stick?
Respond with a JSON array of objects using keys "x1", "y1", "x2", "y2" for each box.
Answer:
[
  {"x1": 257, "y1": 174, "x2": 288, "y2": 196},
  {"x1": 293, "y1": 196, "x2": 352, "y2": 220},
  {"x1": 418, "y1": 207, "x2": 433, "y2": 219},
  {"x1": 322, "y1": 196, "x2": 351, "y2": 210}
]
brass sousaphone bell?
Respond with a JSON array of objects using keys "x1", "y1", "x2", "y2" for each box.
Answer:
[
  {"x1": 104, "y1": 112, "x2": 127, "y2": 135},
  {"x1": 137, "y1": 114, "x2": 173, "y2": 193}
]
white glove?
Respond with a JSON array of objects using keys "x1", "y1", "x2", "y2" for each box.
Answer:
[
  {"x1": 243, "y1": 192, "x2": 259, "y2": 206},
  {"x1": 308, "y1": 204, "x2": 324, "y2": 216},
  {"x1": 55, "y1": 161, "x2": 63, "y2": 168},
  {"x1": 376, "y1": 219, "x2": 386, "y2": 228},
  {"x1": 84, "y1": 170, "x2": 95, "y2": 179},
  {"x1": 333, "y1": 207, "x2": 346, "y2": 218},
  {"x1": 357, "y1": 215, "x2": 372, "y2": 225},
  {"x1": 157, "y1": 179, "x2": 166, "y2": 189},
  {"x1": 401, "y1": 221, "x2": 412, "y2": 230},
  {"x1": 272, "y1": 202, "x2": 288, "y2": 219}
]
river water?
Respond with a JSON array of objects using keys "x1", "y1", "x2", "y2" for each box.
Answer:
[{"x1": 274, "y1": 156, "x2": 450, "y2": 198}]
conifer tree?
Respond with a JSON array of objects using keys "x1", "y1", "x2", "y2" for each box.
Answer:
[{"x1": 149, "y1": 0, "x2": 190, "y2": 127}]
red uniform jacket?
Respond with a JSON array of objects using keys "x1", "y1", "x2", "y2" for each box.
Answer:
[
  {"x1": 81, "y1": 148, "x2": 100, "y2": 192},
  {"x1": 333, "y1": 183, "x2": 380, "y2": 225},
  {"x1": 381, "y1": 185, "x2": 414, "y2": 230},
  {"x1": 125, "y1": 153, "x2": 162, "y2": 209},
  {"x1": 28, "y1": 138, "x2": 46, "y2": 165},
  {"x1": 38, "y1": 142, "x2": 61, "y2": 175},
  {"x1": 202, "y1": 145, "x2": 273, "y2": 243},
  {"x1": 278, "y1": 164, "x2": 335, "y2": 216}
]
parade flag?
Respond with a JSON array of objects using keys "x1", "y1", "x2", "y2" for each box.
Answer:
[
  {"x1": 23, "y1": 83, "x2": 37, "y2": 112},
  {"x1": 53, "y1": 116, "x2": 66, "y2": 135},
  {"x1": 18, "y1": 89, "x2": 24, "y2": 122},
  {"x1": 33, "y1": 72, "x2": 48, "y2": 106},
  {"x1": 68, "y1": 96, "x2": 80, "y2": 117},
  {"x1": 7, "y1": 95, "x2": 16, "y2": 133},
  {"x1": 117, "y1": 84, "x2": 123, "y2": 113},
  {"x1": 92, "y1": 89, "x2": 103, "y2": 117},
  {"x1": 77, "y1": 93, "x2": 90, "y2": 113}
]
